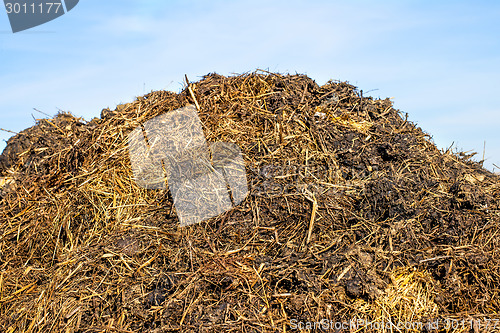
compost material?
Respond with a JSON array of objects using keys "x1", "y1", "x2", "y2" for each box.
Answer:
[{"x1": 0, "y1": 71, "x2": 499, "y2": 332}]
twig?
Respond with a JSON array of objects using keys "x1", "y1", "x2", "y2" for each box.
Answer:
[
  {"x1": 185, "y1": 74, "x2": 201, "y2": 111},
  {"x1": 0, "y1": 128, "x2": 18, "y2": 135},
  {"x1": 482, "y1": 140, "x2": 486, "y2": 165},
  {"x1": 419, "y1": 255, "x2": 451, "y2": 264},
  {"x1": 33, "y1": 108, "x2": 51, "y2": 117},
  {"x1": 179, "y1": 291, "x2": 204, "y2": 326},
  {"x1": 305, "y1": 193, "x2": 318, "y2": 244}
]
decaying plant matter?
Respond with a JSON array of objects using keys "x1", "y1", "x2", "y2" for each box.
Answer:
[{"x1": 0, "y1": 71, "x2": 499, "y2": 332}]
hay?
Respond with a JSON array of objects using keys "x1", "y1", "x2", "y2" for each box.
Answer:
[{"x1": 1, "y1": 71, "x2": 499, "y2": 332}]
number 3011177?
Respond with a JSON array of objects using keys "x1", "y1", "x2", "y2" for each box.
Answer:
[{"x1": 5, "y1": 2, "x2": 62, "y2": 14}]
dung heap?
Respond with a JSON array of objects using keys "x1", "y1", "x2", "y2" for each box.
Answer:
[{"x1": 0, "y1": 72, "x2": 499, "y2": 332}]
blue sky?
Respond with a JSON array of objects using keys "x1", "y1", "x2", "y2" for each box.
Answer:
[{"x1": 1, "y1": 1, "x2": 499, "y2": 171}]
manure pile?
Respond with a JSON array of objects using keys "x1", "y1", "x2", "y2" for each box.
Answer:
[{"x1": 0, "y1": 72, "x2": 499, "y2": 332}]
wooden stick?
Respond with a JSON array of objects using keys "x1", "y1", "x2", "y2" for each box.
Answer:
[
  {"x1": 185, "y1": 74, "x2": 201, "y2": 111},
  {"x1": 306, "y1": 194, "x2": 317, "y2": 244},
  {"x1": 0, "y1": 128, "x2": 18, "y2": 135}
]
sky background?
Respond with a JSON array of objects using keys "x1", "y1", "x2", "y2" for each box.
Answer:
[{"x1": 1, "y1": 0, "x2": 499, "y2": 171}]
